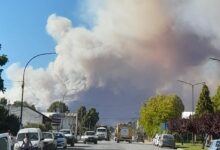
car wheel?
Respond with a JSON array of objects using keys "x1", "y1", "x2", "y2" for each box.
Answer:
[
  {"x1": 94, "y1": 141, "x2": 97, "y2": 144},
  {"x1": 71, "y1": 141, "x2": 75, "y2": 147},
  {"x1": 84, "y1": 141, "x2": 86, "y2": 144}
]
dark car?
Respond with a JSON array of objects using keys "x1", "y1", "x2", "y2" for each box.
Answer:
[
  {"x1": 82, "y1": 131, "x2": 98, "y2": 144},
  {"x1": 158, "y1": 134, "x2": 175, "y2": 149}
]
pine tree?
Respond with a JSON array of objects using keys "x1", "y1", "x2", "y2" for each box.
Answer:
[
  {"x1": 212, "y1": 86, "x2": 220, "y2": 112},
  {"x1": 195, "y1": 84, "x2": 214, "y2": 116}
]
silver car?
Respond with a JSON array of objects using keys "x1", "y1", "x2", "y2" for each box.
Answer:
[
  {"x1": 43, "y1": 132, "x2": 57, "y2": 150},
  {"x1": 208, "y1": 139, "x2": 220, "y2": 150},
  {"x1": 53, "y1": 132, "x2": 67, "y2": 149},
  {"x1": 158, "y1": 134, "x2": 175, "y2": 149}
]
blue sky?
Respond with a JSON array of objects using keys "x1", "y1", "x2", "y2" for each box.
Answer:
[{"x1": 0, "y1": 0, "x2": 94, "y2": 86}]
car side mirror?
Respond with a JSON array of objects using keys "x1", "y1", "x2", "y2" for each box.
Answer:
[{"x1": 41, "y1": 138, "x2": 44, "y2": 141}]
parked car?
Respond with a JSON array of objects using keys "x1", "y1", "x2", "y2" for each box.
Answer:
[
  {"x1": 53, "y1": 132, "x2": 67, "y2": 149},
  {"x1": 158, "y1": 134, "x2": 175, "y2": 149},
  {"x1": 208, "y1": 139, "x2": 220, "y2": 150},
  {"x1": 152, "y1": 134, "x2": 160, "y2": 146},
  {"x1": 81, "y1": 131, "x2": 98, "y2": 144},
  {"x1": 59, "y1": 129, "x2": 75, "y2": 146},
  {"x1": 14, "y1": 128, "x2": 44, "y2": 150},
  {"x1": 133, "y1": 135, "x2": 144, "y2": 143},
  {"x1": 0, "y1": 133, "x2": 12, "y2": 150},
  {"x1": 43, "y1": 132, "x2": 57, "y2": 150}
]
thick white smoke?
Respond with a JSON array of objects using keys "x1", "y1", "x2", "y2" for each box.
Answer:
[{"x1": 2, "y1": 0, "x2": 220, "y2": 123}]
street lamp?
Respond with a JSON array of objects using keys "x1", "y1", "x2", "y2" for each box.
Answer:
[
  {"x1": 20, "y1": 52, "x2": 56, "y2": 128},
  {"x1": 209, "y1": 57, "x2": 220, "y2": 61},
  {"x1": 177, "y1": 80, "x2": 205, "y2": 113}
]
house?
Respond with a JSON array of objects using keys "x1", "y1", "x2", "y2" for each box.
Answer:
[{"x1": 8, "y1": 105, "x2": 51, "y2": 126}]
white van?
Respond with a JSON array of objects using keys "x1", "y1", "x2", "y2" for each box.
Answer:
[
  {"x1": 14, "y1": 128, "x2": 44, "y2": 150},
  {"x1": 96, "y1": 127, "x2": 108, "y2": 140},
  {"x1": 0, "y1": 133, "x2": 11, "y2": 150}
]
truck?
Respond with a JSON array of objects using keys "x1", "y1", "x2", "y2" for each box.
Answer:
[
  {"x1": 96, "y1": 126, "x2": 111, "y2": 141},
  {"x1": 115, "y1": 123, "x2": 132, "y2": 143}
]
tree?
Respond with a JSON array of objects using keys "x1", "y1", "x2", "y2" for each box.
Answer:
[
  {"x1": 13, "y1": 100, "x2": 36, "y2": 110},
  {"x1": 0, "y1": 44, "x2": 8, "y2": 93},
  {"x1": 5, "y1": 114, "x2": 20, "y2": 135},
  {"x1": 47, "y1": 101, "x2": 69, "y2": 113},
  {"x1": 0, "y1": 105, "x2": 19, "y2": 135},
  {"x1": 77, "y1": 106, "x2": 99, "y2": 134},
  {"x1": 169, "y1": 113, "x2": 220, "y2": 149},
  {"x1": 77, "y1": 106, "x2": 87, "y2": 134},
  {"x1": 196, "y1": 85, "x2": 214, "y2": 116},
  {"x1": 84, "y1": 108, "x2": 99, "y2": 130},
  {"x1": 139, "y1": 95, "x2": 184, "y2": 137},
  {"x1": 0, "y1": 97, "x2": 7, "y2": 106},
  {"x1": 212, "y1": 86, "x2": 220, "y2": 112}
]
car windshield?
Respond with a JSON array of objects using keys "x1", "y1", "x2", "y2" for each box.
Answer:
[
  {"x1": 97, "y1": 129, "x2": 106, "y2": 132},
  {"x1": 163, "y1": 135, "x2": 174, "y2": 139},
  {"x1": 60, "y1": 130, "x2": 70, "y2": 134},
  {"x1": 216, "y1": 141, "x2": 220, "y2": 147},
  {"x1": 54, "y1": 133, "x2": 64, "y2": 138},
  {"x1": 86, "y1": 131, "x2": 95, "y2": 135},
  {"x1": 43, "y1": 133, "x2": 53, "y2": 139},
  {"x1": 17, "y1": 133, "x2": 39, "y2": 141}
]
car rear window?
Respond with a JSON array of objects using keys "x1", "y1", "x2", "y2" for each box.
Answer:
[
  {"x1": 97, "y1": 129, "x2": 106, "y2": 132},
  {"x1": 163, "y1": 135, "x2": 174, "y2": 139},
  {"x1": 17, "y1": 133, "x2": 39, "y2": 141},
  {"x1": 86, "y1": 132, "x2": 95, "y2": 135},
  {"x1": 216, "y1": 141, "x2": 220, "y2": 147},
  {"x1": 43, "y1": 133, "x2": 52, "y2": 139}
]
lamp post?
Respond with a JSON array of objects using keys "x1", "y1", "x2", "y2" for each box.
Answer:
[
  {"x1": 210, "y1": 57, "x2": 220, "y2": 61},
  {"x1": 20, "y1": 52, "x2": 56, "y2": 128},
  {"x1": 177, "y1": 80, "x2": 205, "y2": 113}
]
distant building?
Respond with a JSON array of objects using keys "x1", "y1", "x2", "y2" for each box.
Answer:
[
  {"x1": 8, "y1": 105, "x2": 51, "y2": 126},
  {"x1": 61, "y1": 112, "x2": 77, "y2": 130},
  {"x1": 43, "y1": 112, "x2": 77, "y2": 131}
]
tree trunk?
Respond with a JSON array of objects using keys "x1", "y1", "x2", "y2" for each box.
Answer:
[{"x1": 201, "y1": 134, "x2": 205, "y2": 149}]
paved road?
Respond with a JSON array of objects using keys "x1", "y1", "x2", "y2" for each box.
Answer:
[{"x1": 57, "y1": 140, "x2": 174, "y2": 150}]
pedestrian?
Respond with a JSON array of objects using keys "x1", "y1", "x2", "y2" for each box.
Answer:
[
  {"x1": 8, "y1": 130, "x2": 14, "y2": 150},
  {"x1": 21, "y1": 134, "x2": 32, "y2": 150}
]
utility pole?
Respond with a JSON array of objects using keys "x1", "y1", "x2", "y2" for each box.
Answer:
[{"x1": 75, "y1": 112, "x2": 78, "y2": 138}]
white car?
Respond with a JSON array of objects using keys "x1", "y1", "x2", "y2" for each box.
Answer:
[
  {"x1": 14, "y1": 128, "x2": 44, "y2": 150},
  {"x1": 53, "y1": 132, "x2": 67, "y2": 149},
  {"x1": 59, "y1": 129, "x2": 75, "y2": 146},
  {"x1": 81, "y1": 131, "x2": 98, "y2": 144},
  {"x1": 208, "y1": 139, "x2": 220, "y2": 150},
  {"x1": 152, "y1": 134, "x2": 160, "y2": 146},
  {"x1": 43, "y1": 132, "x2": 57, "y2": 150},
  {"x1": 0, "y1": 133, "x2": 12, "y2": 150}
]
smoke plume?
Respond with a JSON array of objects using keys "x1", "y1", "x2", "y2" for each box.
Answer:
[{"x1": 3, "y1": 0, "x2": 220, "y2": 124}]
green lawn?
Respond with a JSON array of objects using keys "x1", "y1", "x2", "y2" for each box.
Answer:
[{"x1": 176, "y1": 143, "x2": 208, "y2": 150}]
